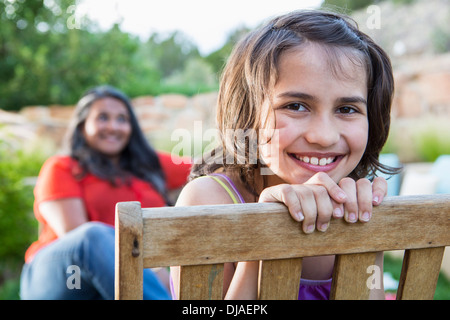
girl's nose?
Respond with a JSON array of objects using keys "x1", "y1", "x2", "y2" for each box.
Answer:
[{"x1": 304, "y1": 115, "x2": 340, "y2": 147}]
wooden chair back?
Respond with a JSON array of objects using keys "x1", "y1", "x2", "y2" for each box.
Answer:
[{"x1": 115, "y1": 194, "x2": 450, "y2": 300}]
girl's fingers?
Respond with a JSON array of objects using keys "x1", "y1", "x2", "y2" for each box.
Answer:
[
  {"x1": 339, "y1": 178, "x2": 358, "y2": 223},
  {"x1": 356, "y1": 178, "x2": 373, "y2": 222},
  {"x1": 259, "y1": 175, "x2": 389, "y2": 233},
  {"x1": 372, "y1": 176, "x2": 388, "y2": 205},
  {"x1": 305, "y1": 172, "x2": 346, "y2": 221},
  {"x1": 296, "y1": 186, "x2": 318, "y2": 233},
  {"x1": 332, "y1": 200, "x2": 345, "y2": 219},
  {"x1": 259, "y1": 184, "x2": 303, "y2": 222},
  {"x1": 259, "y1": 184, "x2": 322, "y2": 234},
  {"x1": 292, "y1": 184, "x2": 333, "y2": 233},
  {"x1": 310, "y1": 185, "x2": 333, "y2": 232},
  {"x1": 305, "y1": 172, "x2": 348, "y2": 204}
]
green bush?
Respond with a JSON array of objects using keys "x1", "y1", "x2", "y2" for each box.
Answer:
[
  {"x1": 383, "y1": 118, "x2": 450, "y2": 163},
  {"x1": 0, "y1": 142, "x2": 45, "y2": 285},
  {"x1": 412, "y1": 120, "x2": 450, "y2": 162}
]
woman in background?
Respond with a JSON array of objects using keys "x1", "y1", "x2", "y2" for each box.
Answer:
[{"x1": 20, "y1": 85, "x2": 191, "y2": 299}]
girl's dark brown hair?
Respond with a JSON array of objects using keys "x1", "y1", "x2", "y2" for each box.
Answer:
[{"x1": 192, "y1": 10, "x2": 400, "y2": 191}]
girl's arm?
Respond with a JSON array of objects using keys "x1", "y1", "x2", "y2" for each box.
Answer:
[
  {"x1": 171, "y1": 177, "x2": 241, "y2": 299},
  {"x1": 224, "y1": 261, "x2": 260, "y2": 299},
  {"x1": 369, "y1": 251, "x2": 385, "y2": 300}
]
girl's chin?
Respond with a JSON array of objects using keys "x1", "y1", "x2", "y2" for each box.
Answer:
[{"x1": 260, "y1": 156, "x2": 354, "y2": 185}]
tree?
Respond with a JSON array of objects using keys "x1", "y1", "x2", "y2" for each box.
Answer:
[
  {"x1": 164, "y1": 57, "x2": 217, "y2": 93},
  {"x1": 205, "y1": 26, "x2": 250, "y2": 75},
  {"x1": 143, "y1": 31, "x2": 201, "y2": 78},
  {"x1": 321, "y1": 0, "x2": 376, "y2": 12},
  {"x1": 0, "y1": 0, "x2": 78, "y2": 109},
  {"x1": 0, "y1": 0, "x2": 219, "y2": 110},
  {"x1": 0, "y1": 0, "x2": 164, "y2": 109}
]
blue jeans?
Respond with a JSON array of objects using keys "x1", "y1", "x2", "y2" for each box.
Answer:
[{"x1": 20, "y1": 222, "x2": 171, "y2": 300}]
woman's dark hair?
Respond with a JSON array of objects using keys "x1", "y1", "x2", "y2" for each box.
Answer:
[
  {"x1": 192, "y1": 9, "x2": 401, "y2": 193},
  {"x1": 63, "y1": 85, "x2": 170, "y2": 204}
]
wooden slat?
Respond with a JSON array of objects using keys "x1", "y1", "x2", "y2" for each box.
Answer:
[
  {"x1": 141, "y1": 195, "x2": 450, "y2": 268},
  {"x1": 115, "y1": 202, "x2": 144, "y2": 300},
  {"x1": 116, "y1": 194, "x2": 450, "y2": 300},
  {"x1": 330, "y1": 252, "x2": 377, "y2": 300},
  {"x1": 179, "y1": 264, "x2": 224, "y2": 300},
  {"x1": 259, "y1": 258, "x2": 303, "y2": 300},
  {"x1": 396, "y1": 247, "x2": 445, "y2": 300}
]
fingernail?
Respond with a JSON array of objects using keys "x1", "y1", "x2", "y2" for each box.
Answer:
[
  {"x1": 348, "y1": 212, "x2": 357, "y2": 222},
  {"x1": 361, "y1": 211, "x2": 371, "y2": 221},
  {"x1": 319, "y1": 222, "x2": 329, "y2": 232},
  {"x1": 306, "y1": 224, "x2": 315, "y2": 233},
  {"x1": 373, "y1": 196, "x2": 379, "y2": 205},
  {"x1": 297, "y1": 212, "x2": 304, "y2": 221},
  {"x1": 338, "y1": 192, "x2": 347, "y2": 201},
  {"x1": 334, "y1": 207, "x2": 343, "y2": 218}
]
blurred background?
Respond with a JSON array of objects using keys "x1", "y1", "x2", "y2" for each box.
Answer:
[{"x1": 0, "y1": 0, "x2": 449, "y2": 299}]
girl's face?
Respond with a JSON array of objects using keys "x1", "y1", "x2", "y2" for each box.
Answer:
[
  {"x1": 259, "y1": 43, "x2": 368, "y2": 185},
  {"x1": 82, "y1": 97, "x2": 132, "y2": 162}
]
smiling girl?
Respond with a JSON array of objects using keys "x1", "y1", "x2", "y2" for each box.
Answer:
[{"x1": 171, "y1": 10, "x2": 399, "y2": 300}]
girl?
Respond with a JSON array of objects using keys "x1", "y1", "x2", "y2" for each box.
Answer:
[
  {"x1": 172, "y1": 10, "x2": 398, "y2": 300},
  {"x1": 21, "y1": 86, "x2": 191, "y2": 299}
]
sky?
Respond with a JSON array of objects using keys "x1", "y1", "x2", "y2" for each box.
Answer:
[{"x1": 75, "y1": 0, "x2": 323, "y2": 55}]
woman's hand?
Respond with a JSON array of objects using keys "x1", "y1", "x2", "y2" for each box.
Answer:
[{"x1": 258, "y1": 172, "x2": 388, "y2": 233}]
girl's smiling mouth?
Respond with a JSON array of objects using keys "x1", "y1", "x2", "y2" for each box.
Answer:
[{"x1": 288, "y1": 153, "x2": 343, "y2": 172}]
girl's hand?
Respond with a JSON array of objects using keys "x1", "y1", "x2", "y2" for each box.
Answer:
[
  {"x1": 259, "y1": 172, "x2": 347, "y2": 233},
  {"x1": 337, "y1": 176, "x2": 387, "y2": 224},
  {"x1": 258, "y1": 172, "x2": 388, "y2": 233}
]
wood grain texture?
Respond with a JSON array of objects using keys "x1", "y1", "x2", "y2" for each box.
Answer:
[
  {"x1": 115, "y1": 194, "x2": 450, "y2": 300},
  {"x1": 259, "y1": 258, "x2": 303, "y2": 300},
  {"x1": 141, "y1": 194, "x2": 450, "y2": 268},
  {"x1": 179, "y1": 264, "x2": 224, "y2": 300},
  {"x1": 330, "y1": 252, "x2": 377, "y2": 300},
  {"x1": 397, "y1": 247, "x2": 445, "y2": 300},
  {"x1": 115, "y1": 201, "x2": 143, "y2": 300}
]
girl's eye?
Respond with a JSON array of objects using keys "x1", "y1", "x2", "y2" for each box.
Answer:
[
  {"x1": 338, "y1": 106, "x2": 357, "y2": 114},
  {"x1": 285, "y1": 103, "x2": 308, "y2": 112}
]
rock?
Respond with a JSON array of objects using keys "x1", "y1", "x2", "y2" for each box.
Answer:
[
  {"x1": 392, "y1": 53, "x2": 450, "y2": 118},
  {"x1": 0, "y1": 109, "x2": 27, "y2": 125},
  {"x1": 48, "y1": 105, "x2": 75, "y2": 124},
  {"x1": 158, "y1": 94, "x2": 189, "y2": 110},
  {"x1": 131, "y1": 96, "x2": 155, "y2": 108},
  {"x1": 20, "y1": 106, "x2": 50, "y2": 122}
]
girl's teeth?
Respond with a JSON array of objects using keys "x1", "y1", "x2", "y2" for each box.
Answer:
[{"x1": 294, "y1": 155, "x2": 336, "y2": 166}]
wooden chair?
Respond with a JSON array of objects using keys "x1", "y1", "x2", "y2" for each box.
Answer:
[{"x1": 115, "y1": 194, "x2": 450, "y2": 300}]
